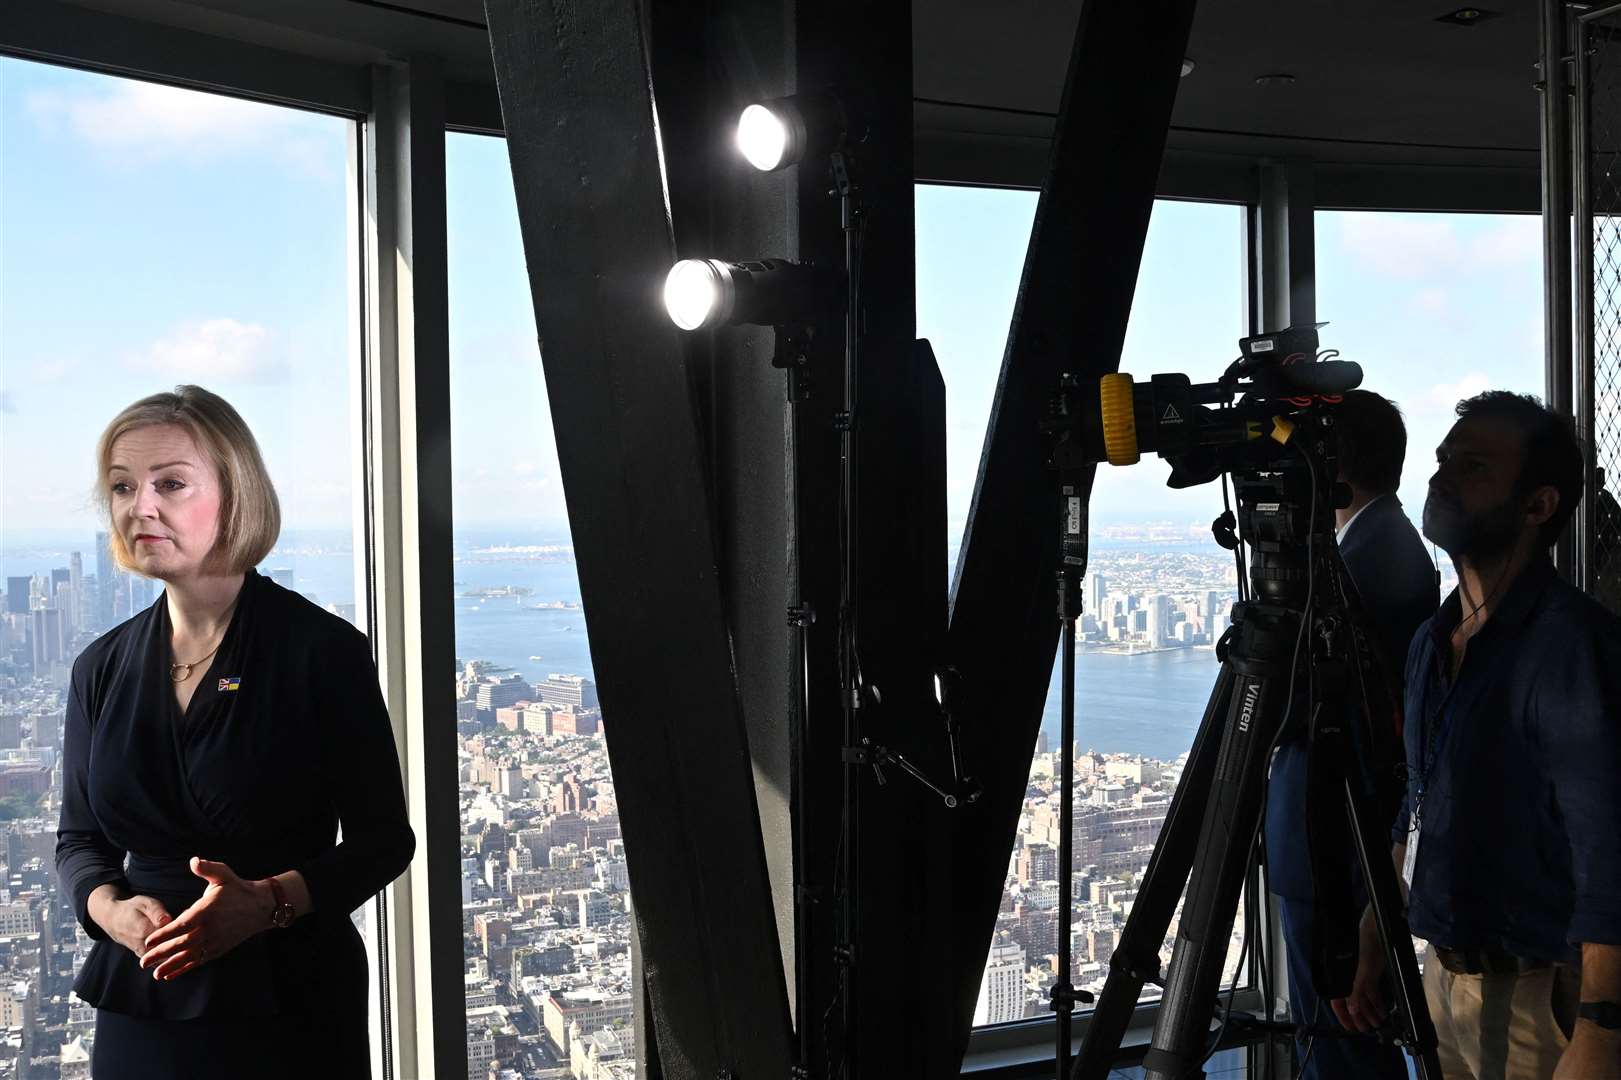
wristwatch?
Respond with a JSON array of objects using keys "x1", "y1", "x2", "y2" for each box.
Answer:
[
  {"x1": 1579, "y1": 1001, "x2": 1621, "y2": 1031},
  {"x1": 267, "y1": 876, "x2": 296, "y2": 930}
]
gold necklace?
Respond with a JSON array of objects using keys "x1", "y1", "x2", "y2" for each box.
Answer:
[
  {"x1": 167, "y1": 595, "x2": 240, "y2": 684},
  {"x1": 170, "y1": 634, "x2": 226, "y2": 683}
]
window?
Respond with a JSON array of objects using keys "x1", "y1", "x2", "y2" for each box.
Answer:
[
  {"x1": 1315, "y1": 209, "x2": 1545, "y2": 595},
  {"x1": 916, "y1": 187, "x2": 1249, "y2": 1025},
  {"x1": 0, "y1": 57, "x2": 368, "y2": 1062},
  {"x1": 447, "y1": 132, "x2": 634, "y2": 1078}
]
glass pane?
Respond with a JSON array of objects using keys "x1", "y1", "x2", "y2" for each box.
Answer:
[
  {"x1": 1315, "y1": 209, "x2": 1544, "y2": 603},
  {"x1": 916, "y1": 187, "x2": 1249, "y2": 1024},
  {"x1": 0, "y1": 58, "x2": 365, "y2": 1062},
  {"x1": 448, "y1": 133, "x2": 634, "y2": 1078}
]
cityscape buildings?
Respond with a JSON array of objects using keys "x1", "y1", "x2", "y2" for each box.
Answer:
[{"x1": 0, "y1": 531, "x2": 1302, "y2": 1075}]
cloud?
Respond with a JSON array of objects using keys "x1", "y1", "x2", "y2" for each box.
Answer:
[
  {"x1": 1335, "y1": 212, "x2": 1542, "y2": 285},
  {"x1": 1419, "y1": 372, "x2": 1491, "y2": 414},
  {"x1": 1468, "y1": 216, "x2": 1541, "y2": 268},
  {"x1": 1410, "y1": 287, "x2": 1454, "y2": 319},
  {"x1": 27, "y1": 79, "x2": 328, "y2": 171},
  {"x1": 1337, "y1": 214, "x2": 1463, "y2": 279},
  {"x1": 130, "y1": 318, "x2": 287, "y2": 384},
  {"x1": 32, "y1": 358, "x2": 78, "y2": 385}
]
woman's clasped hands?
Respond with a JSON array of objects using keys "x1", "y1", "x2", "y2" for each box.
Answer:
[{"x1": 135, "y1": 857, "x2": 272, "y2": 982}]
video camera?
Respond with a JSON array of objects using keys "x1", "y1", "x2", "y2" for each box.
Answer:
[{"x1": 1046, "y1": 324, "x2": 1362, "y2": 489}]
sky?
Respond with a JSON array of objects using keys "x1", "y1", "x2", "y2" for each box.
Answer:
[{"x1": 1, "y1": 57, "x2": 1546, "y2": 550}]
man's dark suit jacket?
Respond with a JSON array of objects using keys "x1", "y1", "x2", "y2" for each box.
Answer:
[
  {"x1": 56, "y1": 569, "x2": 415, "y2": 1032},
  {"x1": 1264, "y1": 492, "x2": 1438, "y2": 899}
]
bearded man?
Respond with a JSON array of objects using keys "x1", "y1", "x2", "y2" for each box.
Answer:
[{"x1": 1330, "y1": 390, "x2": 1621, "y2": 1080}]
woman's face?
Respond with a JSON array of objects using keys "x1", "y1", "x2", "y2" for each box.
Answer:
[{"x1": 107, "y1": 423, "x2": 224, "y2": 583}]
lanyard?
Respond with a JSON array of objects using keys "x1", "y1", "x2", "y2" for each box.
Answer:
[
  {"x1": 1416, "y1": 695, "x2": 1457, "y2": 807},
  {"x1": 1417, "y1": 607, "x2": 1478, "y2": 807}
]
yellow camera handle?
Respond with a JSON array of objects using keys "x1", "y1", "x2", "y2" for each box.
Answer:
[{"x1": 1098, "y1": 373, "x2": 1140, "y2": 466}]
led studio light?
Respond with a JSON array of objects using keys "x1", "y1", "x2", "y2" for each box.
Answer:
[
  {"x1": 663, "y1": 258, "x2": 839, "y2": 331},
  {"x1": 737, "y1": 103, "x2": 799, "y2": 172},
  {"x1": 735, "y1": 93, "x2": 848, "y2": 172},
  {"x1": 664, "y1": 259, "x2": 730, "y2": 331}
]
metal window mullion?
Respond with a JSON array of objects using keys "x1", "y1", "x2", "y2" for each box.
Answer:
[
  {"x1": 1251, "y1": 166, "x2": 1315, "y2": 1080},
  {"x1": 1577, "y1": 14, "x2": 1598, "y2": 594},
  {"x1": 361, "y1": 58, "x2": 463, "y2": 1080},
  {"x1": 1544, "y1": 0, "x2": 1578, "y2": 581},
  {"x1": 347, "y1": 115, "x2": 396, "y2": 1080}
]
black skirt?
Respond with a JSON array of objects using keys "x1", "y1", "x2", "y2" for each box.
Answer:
[{"x1": 92, "y1": 1008, "x2": 369, "y2": 1079}]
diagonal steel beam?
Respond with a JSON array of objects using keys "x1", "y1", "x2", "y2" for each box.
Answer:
[
  {"x1": 944, "y1": 0, "x2": 1201, "y2": 1055},
  {"x1": 483, "y1": 2, "x2": 793, "y2": 1076}
]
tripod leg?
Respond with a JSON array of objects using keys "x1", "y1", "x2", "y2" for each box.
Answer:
[
  {"x1": 1071, "y1": 665, "x2": 1236, "y2": 1080},
  {"x1": 1142, "y1": 605, "x2": 1300, "y2": 1080},
  {"x1": 1342, "y1": 777, "x2": 1444, "y2": 1079}
]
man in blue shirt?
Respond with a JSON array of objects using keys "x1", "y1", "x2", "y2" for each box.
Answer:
[
  {"x1": 1331, "y1": 391, "x2": 1621, "y2": 1080},
  {"x1": 1265, "y1": 390, "x2": 1436, "y2": 1079}
]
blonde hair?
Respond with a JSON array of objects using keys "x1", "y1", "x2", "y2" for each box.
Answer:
[{"x1": 95, "y1": 386, "x2": 281, "y2": 575}]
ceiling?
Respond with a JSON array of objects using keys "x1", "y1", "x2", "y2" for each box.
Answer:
[{"x1": 20, "y1": 0, "x2": 1560, "y2": 204}]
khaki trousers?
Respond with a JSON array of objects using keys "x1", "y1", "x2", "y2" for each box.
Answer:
[{"x1": 1422, "y1": 948, "x2": 1580, "y2": 1080}]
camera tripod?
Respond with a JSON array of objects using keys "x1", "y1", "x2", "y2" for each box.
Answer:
[{"x1": 1062, "y1": 443, "x2": 1442, "y2": 1080}]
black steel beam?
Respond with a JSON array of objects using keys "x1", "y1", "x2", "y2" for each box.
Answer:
[
  {"x1": 482, "y1": 2, "x2": 793, "y2": 1077},
  {"x1": 944, "y1": 0, "x2": 1200, "y2": 1060},
  {"x1": 642, "y1": 0, "x2": 802, "y2": 1050}
]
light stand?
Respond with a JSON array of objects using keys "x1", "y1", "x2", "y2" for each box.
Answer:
[
  {"x1": 1050, "y1": 473, "x2": 1097, "y2": 1078},
  {"x1": 779, "y1": 323, "x2": 817, "y2": 1080},
  {"x1": 832, "y1": 146, "x2": 865, "y2": 1079}
]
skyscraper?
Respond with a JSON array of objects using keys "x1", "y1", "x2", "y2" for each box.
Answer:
[
  {"x1": 68, "y1": 552, "x2": 84, "y2": 632},
  {"x1": 537, "y1": 674, "x2": 598, "y2": 710},
  {"x1": 1085, "y1": 572, "x2": 1107, "y2": 617},
  {"x1": 95, "y1": 532, "x2": 116, "y2": 628},
  {"x1": 32, "y1": 713, "x2": 61, "y2": 749},
  {"x1": 972, "y1": 942, "x2": 1027, "y2": 1025},
  {"x1": 30, "y1": 609, "x2": 64, "y2": 674},
  {"x1": 55, "y1": 583, "x2": 79, "y2": 638},
  {"x1": 4, "y1": 579, "x2": 27, "y2": 615},
  {"x1": 1148, "y1": 593, "x2": 1173, "y2": 648}
]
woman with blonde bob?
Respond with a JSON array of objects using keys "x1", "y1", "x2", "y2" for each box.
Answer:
[{"x1": 56, "y1": 385, "x2": 414, "y2": 1078}]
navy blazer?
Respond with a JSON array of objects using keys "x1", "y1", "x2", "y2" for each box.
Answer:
[
  {"x1": 1265, "y1": 493, "x2": 1438, "y2": 899},
  {"x1": 55, "y1": 569, "x2": 414, "y2": 1021}
]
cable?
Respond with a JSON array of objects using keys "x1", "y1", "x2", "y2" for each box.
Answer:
[
  {"x1": 1221, "y1": 471, "x2": 1250, "y2": 605},
  {"x1": 1236, "y1": 444, "x2": 1320, "y2": 1080},
  {"x1": 826, "y1": 788, "x2": 848, "y2": 1080},
  {"x1": 1192, "y1": 888, "x2": 1254, "y2": 1077},
  {"x1": 1291, "y1": 1037, "x2": 1318, "y2": 1080},
  {"x1": 1290, "y1": 1000, "x2": 1322, "y2": 1080},
  {"x1": 1176, "y1": 446, "x2": 1320, "y2": 1080},
  {"x1": 1253, "y1": 442, "x2": 1320, "y2": 874}
]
